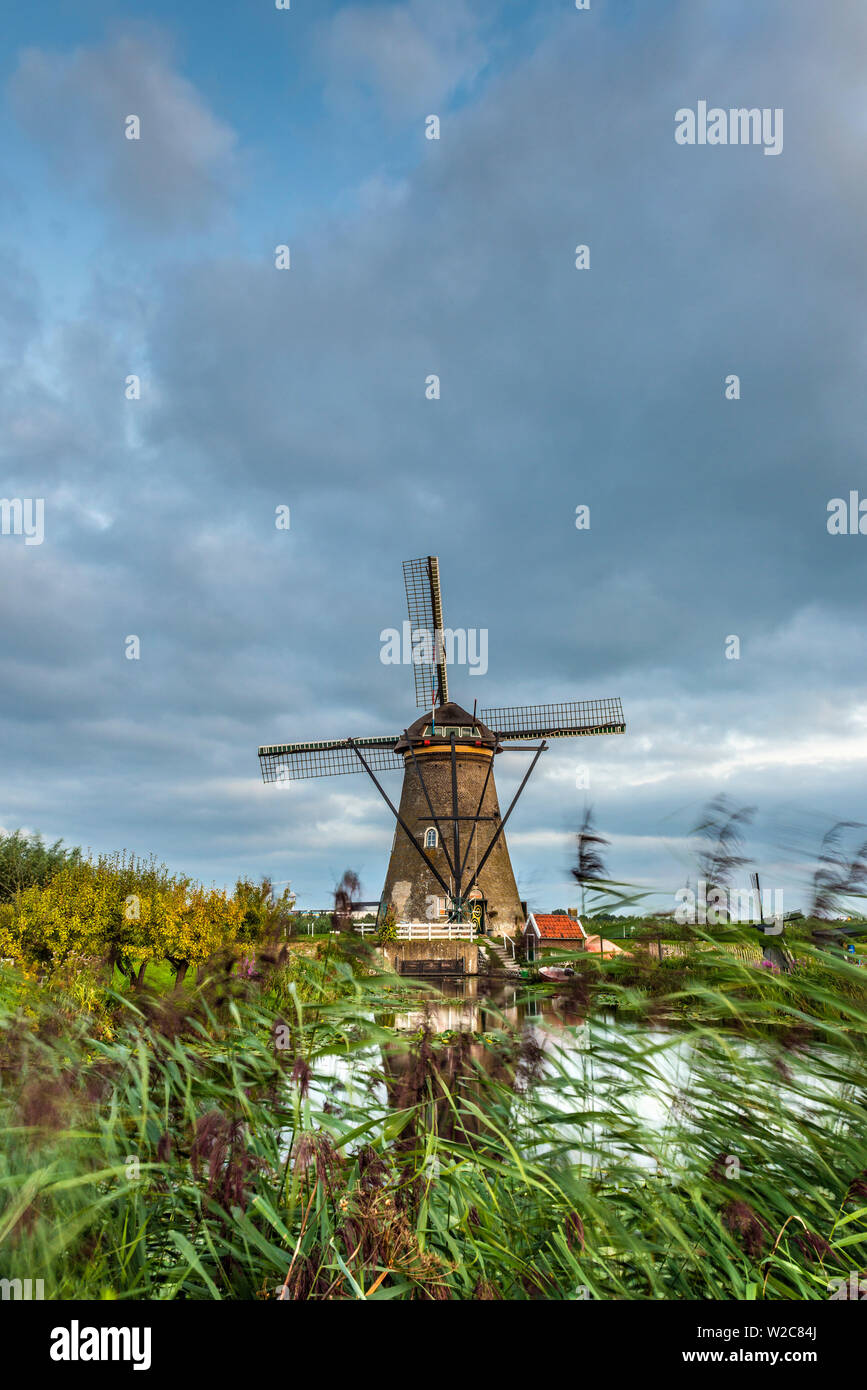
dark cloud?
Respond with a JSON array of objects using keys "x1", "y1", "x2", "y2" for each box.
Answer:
[{"x1": 1, "y1": 3, "x2": 864, "y2": 911}]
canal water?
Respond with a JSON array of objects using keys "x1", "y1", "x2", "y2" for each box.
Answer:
[{"x1": 310, "y1": 973, "x2": 857, "y2": 1181}]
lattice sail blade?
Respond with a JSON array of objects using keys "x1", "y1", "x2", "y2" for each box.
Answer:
[
  {"x1": 428, "y1": 556, "x2": 448, "y2": 707},
  {"x1": 259, "y1": 736, "x2": 403, "y2": 782},
  {"x1": 402, "y1": 555, "x2": 449, "y2": 708},
  {"x1": 480, "y1": 699, "x2": 626, "y2": 740}
]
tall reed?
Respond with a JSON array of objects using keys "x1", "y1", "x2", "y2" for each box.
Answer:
[{"x1": 0, "y1": 941, "x2": 865, "y2": 1300}]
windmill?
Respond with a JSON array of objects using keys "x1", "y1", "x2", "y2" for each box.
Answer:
[{"x1": 258, "y1": 557, "x2": 625, "y2": 930}]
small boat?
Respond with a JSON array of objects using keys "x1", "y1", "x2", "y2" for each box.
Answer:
[{"x1": 538, "y1": 964, "x2": 575, "y2": 982}]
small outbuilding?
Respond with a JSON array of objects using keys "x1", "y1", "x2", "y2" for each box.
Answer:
[{"x1": 522, "y1": 912, "x2": 587, "y2": 962}]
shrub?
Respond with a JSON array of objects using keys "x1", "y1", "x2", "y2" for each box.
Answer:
[{"x1": 376, "y1": 905, "x2": 398, "y2": 944}]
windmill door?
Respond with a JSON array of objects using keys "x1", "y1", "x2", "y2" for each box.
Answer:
[{"x1": 468, "y1": 891, "x2": 486, "y2": 933}]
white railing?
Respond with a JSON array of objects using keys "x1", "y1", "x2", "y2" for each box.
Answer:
[{"x1": 355, "y1": 923, "x2": 475, "y2": 940}]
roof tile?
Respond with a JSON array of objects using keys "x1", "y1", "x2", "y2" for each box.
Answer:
[{"x1": 529, "y1": 913, "x2": 586, "y2": 939}]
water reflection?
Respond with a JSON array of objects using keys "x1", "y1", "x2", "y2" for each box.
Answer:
[
  {"x1": 302, "y1": 975, "x2": 857, "y2": 1188},
  {"x1": 378, "y1": 974, "x2": 856, "y2": 1180},
  {"x1": 389, "y1": 974, "x2": 586, "y2": 1034},
  {"x1": 376, "y1": 975, "x2": 594, "y2": 1145}
]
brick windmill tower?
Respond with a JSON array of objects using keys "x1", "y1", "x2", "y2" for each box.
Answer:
[{"x1": 259, "y1": 557, "x2": 625, "y2": 932}]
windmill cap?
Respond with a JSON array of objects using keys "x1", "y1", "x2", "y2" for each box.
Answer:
[{"x1": 395, "y1": 702, "x2": 498, "y2": 753}]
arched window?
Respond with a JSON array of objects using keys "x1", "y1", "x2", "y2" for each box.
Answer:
[{"x1": 424, "y1": 827, "x2": 438, "y2": 850}]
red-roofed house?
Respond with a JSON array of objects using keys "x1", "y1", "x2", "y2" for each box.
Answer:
[{"x1": 522, "y1": 912, "x2": 587, "y2": 962}]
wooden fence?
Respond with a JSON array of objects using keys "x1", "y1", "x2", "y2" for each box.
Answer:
[
  {"x1": 634, "y1": 940, "x2": 763, "y2": 963},
  {"x1": 354, "y1": 923, "x2": 475, "y2": 941}
]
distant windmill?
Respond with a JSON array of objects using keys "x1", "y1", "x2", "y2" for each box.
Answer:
[{"x1": 259, "y1": 557, "x2": 625, "y2": 929}]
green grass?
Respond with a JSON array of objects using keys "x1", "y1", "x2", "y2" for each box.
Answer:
[
  {"x1": 110, "y1": 959, "x2": 185, "y2": 994},
  {"x1": 0, "y1": 939, "x2": 865, "y2": 1300}
]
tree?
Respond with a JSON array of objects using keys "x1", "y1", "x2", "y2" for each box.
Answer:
[
  {"x1": 158, "y1": 881, "x2": 244, "y2": 986},
  {"x1": 107, "y1": 853, "x2": 178, "y2": 985},
  {"x1": 0, "y1": 830, "x2": 80, "y2": 902},
  {"x1": 7, "y1": 851, "x2": 243, "y2": 986},
  {"x1": 13, "y1": 855, "x2": 123, "y2": 970},
  {"x1": 234, "y1": 877, "x2": 296, "y2": 946}
]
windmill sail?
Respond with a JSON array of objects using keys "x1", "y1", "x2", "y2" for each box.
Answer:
[
  {"x1": 480, "y1": 699, "x2": 626, "y2": 741},
  {"x1": 402, "y1": 555, "x2": 449, "y2": 708},
  {"x1": 259, "y1": 736, "x2": 402, "y2": 782}
]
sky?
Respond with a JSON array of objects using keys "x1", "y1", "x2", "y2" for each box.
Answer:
[{"x1": 1, "y1": 0, "x2": 865, "y2": 915}]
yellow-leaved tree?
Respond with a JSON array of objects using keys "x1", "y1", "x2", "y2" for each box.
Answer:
[
  {"x1": 7, "y1": 852, "x2": 242, "y2": 987},
  {"x1": 156, "y1": 879, "x2": 244, "y2": 986},
  {"x1": 13, "y1": 856, "x2": 123, "y2": 969}
]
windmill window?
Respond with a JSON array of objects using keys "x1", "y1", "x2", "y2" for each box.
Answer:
[{"x1": 424, "y1": 827, "x2": 439, "y2": 849}]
